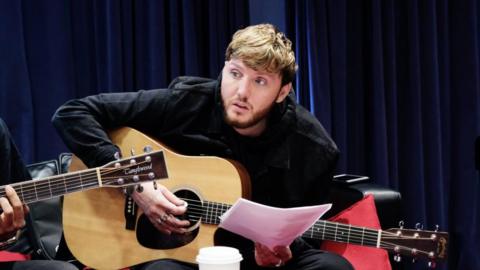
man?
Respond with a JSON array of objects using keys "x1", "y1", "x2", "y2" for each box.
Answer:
[
  {"x1": 52, "y1": 24, "x2": 353, "y2": 270},
  {"x1": 0, "y1": 118, "x2": 78, "y2": 270}
]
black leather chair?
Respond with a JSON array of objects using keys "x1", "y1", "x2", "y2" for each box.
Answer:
[
  {"x1": 326, "y1": 175, "x2": 402, "y2": 229},
  {"x1": 8, "y1": 156, "x2": 67, "y2": 260}
]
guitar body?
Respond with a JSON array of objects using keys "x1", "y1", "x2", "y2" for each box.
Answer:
[{"x1": 63, "y1": 127, "x2": 251, "y2": 269}]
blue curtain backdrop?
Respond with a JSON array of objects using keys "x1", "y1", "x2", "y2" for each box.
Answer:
[{"x1": 0, "y1": 0, "x2": 478, "y2": 269}]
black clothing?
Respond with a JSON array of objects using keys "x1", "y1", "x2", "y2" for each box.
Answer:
[
  {"x1": 53, "y1": 76, "x2": 339, "y2": 207},
  {"x1": 0, "y1": 119, "x2": 78, "y2": 270},
  {"x1": 0, "y1": 119, "x2": 31, "y2": 188},
  {"x1": 52, "y1": 76, "x2": 349, "y2": 270},
  {"x1": 6, "y1": 260, "x2": 78, "y2": 270},
  {"x1": 137, "y1": 250, "x2": 352, "y2": 270}
]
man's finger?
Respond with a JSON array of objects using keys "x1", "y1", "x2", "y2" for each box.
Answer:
[
  {"x1": 0, "y1": 197, "x2": 14, "y2": 235},
  {"x1": 273, "y1": 245, "x2": 292, "y2": 262},
  {"x1": 160, "y1": 187, "x2": 187, "y2": 215},
  {"x1": 5, "y1": 186, "x2": 25, "y2": 228}
]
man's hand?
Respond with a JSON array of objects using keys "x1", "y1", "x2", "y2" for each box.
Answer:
[
  {"x1": 254, "y1": 242, "x2": 292, "y2": 268},
  {"x1": 131, "y1": 183, "x2": 190, "y2": 235},
  {"x1": 0, "y1": 185, "x2": 29, "y2": 240}
]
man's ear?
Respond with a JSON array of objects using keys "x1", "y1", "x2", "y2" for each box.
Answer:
[{"x1": 276, "y1": 82, "x2": 292, "y2": 103}]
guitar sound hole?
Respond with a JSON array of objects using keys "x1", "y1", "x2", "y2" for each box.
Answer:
[
  {"x1": 136, "y1": 189, "x2": 203, "y2": 249},
  {"x1": 173, "y1": 189, "x2": 203, "y2": 227}
]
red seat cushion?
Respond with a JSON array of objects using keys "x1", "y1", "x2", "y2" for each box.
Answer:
[
  {"x1": 321, "y1": 195, "x2": 392, "y2": 270},
  {"x1": 0, "y1": 251, "x2": 30, "y2": 262}
]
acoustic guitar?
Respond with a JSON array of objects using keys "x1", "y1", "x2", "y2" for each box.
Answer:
[{"x1": 59, "y1": 127, "x2": 448, "y2": 270}]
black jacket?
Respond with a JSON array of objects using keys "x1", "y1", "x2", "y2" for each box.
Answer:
[{"x1": 52, "y1": 76, "x2": 339, "y2": 266}]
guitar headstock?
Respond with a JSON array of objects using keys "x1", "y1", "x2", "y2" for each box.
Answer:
[
  {"x1": 99, "y1": 150, "x2": 168, "y2": 188},
  {"x1": 383, "y1": 227, "x2": 448, "y2": 265}
]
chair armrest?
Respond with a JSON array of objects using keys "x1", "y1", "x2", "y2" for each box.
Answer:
[{"x1": 326, "y1": 177, "x2": 402, "y2": 229}]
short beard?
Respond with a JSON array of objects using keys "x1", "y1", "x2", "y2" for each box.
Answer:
[{"x1": 222, "y1": 99, "x2": 274, "y2": 129}]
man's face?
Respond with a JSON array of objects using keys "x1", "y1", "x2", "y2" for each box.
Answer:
[{"x1": 221, "y1": 59, "x2": 291, "y2": 136}]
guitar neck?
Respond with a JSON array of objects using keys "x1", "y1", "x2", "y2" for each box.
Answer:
[
  {"x1": 0, "y1": 168, "x2": 100, "y2": 204},
  {"x1": 200, "y1": 200, "x2": 381, "y2": 248},
  {"x1": 1, "y1": 150, "x2": 168, "y2": 205},
  {"x1": 303, "y1": 220, "x2": 381, "y2": 247},
  {"x1": 201, "y1": 200, "x2": 232, "y2": 224}
]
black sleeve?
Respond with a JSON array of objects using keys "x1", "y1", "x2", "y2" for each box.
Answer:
[
  {"x1": 0, "y1": 118, "x2": 31, "y2": 185},
  {"x1": 52, "y1": 89, "x2": 173, "y2": 168}
]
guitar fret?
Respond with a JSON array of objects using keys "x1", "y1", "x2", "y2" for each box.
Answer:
[
  {"x1": 47, "y1": 176, "x2": 53, "y2": 198},
  {"x1": 19, "y1": 184, "x2": 25, "y2": 203},
  {"x1": 213, "y1": 203, "x2": 217, "y2": 224},
  {"x1": 62, "y1": 175, "x2": 68, "y2": 194},
  {"x1": 322, "y1": 221, "x2": 326, "y2": 240},
  {"x1": 211, "y1": 202, "x2": 215, "y2": 223},
  {"x1": 212, "y1": 202, "x2": 216, "y2": 223},
  {"x1": 361, "y1": 227, "x2": 365, "y2": 245},
  {"x1": 33, "y1": 181, "x2": 39, "y2": 201},
  {"x1": 347, "y1": 224, "x2": 351, "y2": 243},
  {"x1": 209, "y1": 202, "x2": 213, "y2": 224},
  {"x1": 204, "y1": 201, "x2": 212, "y2": 224},
  {"x1": 334, "y1": 222, "x2": 338, "y2": 241},
  {"x1": 202, "y1": 201, "x2": 208, "y2": 223},
  {"x1": 79, "y1": 171, "x2": 83, "y2": 188}
]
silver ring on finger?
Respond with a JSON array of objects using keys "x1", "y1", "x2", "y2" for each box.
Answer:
[{"x1": 275, "y1": 259, "x2": 283, "y2": 267}]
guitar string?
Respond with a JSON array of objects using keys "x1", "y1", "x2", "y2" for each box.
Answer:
[
  {"x1": 176, "y1": 198, "x2": 438, "y2": 255},
  {"x1": 180, "y1": 205, "x2": 436, "y2": 256},
  {"x1": 0, "y1": 160, "x2": 154, "y2": 202},
  {"x1": 177, "y1": 199, "x2": 387, "y2": 242},
  {"x1": 191, "y1": 202, "x2": 432, "y2": 253},
  {"x1": 180, "y1": 197, "x2": 434, "y2": 242},
  {"x1": 181, "y1": 213, "x2": 435, "y2": 256}
]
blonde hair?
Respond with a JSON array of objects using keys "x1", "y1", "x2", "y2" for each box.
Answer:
[{"x1": 225, "y1": 24, "x2": 298, "y2": 85}]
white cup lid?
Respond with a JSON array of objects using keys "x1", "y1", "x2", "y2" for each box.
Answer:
[{"x1": 196, "y1": 246, "x2": 243, "y2": 264}]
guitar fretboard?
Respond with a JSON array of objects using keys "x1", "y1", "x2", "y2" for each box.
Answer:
[
  {"x1": 0, "y1": 169, "x2": 100, "y2": 204},
  {"x1": 199, "y1": 200, "x2": 381, "y2": 248},
  {"x1": 303, "y1": 220, "x2": 380, "y2": 247},
  {"x1": 202, "y1": 200, "x2": 231, "y2": 224}
]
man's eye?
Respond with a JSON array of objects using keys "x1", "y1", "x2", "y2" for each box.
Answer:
[
  {"x1": 256, "y1": 78, "x2": 267, "y2": 85},
  {"x1": 230, "y1": 70, "x2": 241, "y2": 78}
]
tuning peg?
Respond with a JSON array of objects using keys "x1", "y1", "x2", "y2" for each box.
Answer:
[
  {"x1": 136, "y1": 184, "x2": 143, "y2": 193},
  {"x1": 143, "y1": 145, "x2": 153, "y2": 153},
  {"x1": 435, "y1": 224, "x2": 439, "y2": 232},
  {"x1": 123, "y1": 186, "x2": 134, "y2": 196},
  {"x1": 153, "y1": 181, "x2": 158, "y2": 190},
  {"x1": 130, "y1": 149, "x2": 135, "y2": 156},
  {"x1": 428, "y1": 260, "x2": 437, "y2": 268},
  {"x1": 412, "y1": 257, "x2": 417, "y2": 263},
  {"x1": 117, "y1": 178, "x2": 124, "y2": 185},
  {"x1": 415, "y1": 222, "x2": 423, "y2": 230},
  {"x1": 398, "y1": 220, "x2": 404, "y2": 229},
  {"x1": 393, "y1": 254, "x2": 402, "y2": 263},
  {"x1": 114, "y1": 152, "x2": 121, "y2": 160}
]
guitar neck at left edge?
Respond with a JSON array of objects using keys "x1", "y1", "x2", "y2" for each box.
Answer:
[{"x1": 0, "y1": 150, "x2": 169, "y2": 204}]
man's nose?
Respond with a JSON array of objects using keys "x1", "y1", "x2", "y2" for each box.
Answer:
[{"x1": 237, "y1": 79, "x2": 251, "y2": 98}]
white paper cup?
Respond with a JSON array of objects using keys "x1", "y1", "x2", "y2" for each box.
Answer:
[{"x1": 196, "y1": 246, "x2": 243, "y2": 270}]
